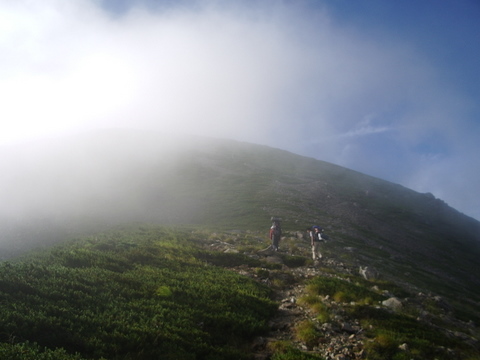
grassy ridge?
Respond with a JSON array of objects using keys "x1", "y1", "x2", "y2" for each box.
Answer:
[{"x1": 0, "y1": 226, "x2": 276, "y2": 360}]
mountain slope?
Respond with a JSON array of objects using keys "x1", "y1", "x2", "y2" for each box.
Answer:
[
  {"x1": 1, "y1": 225, "x2": 478, "y2": 359},
  {"x1": 1, "y1": 129, "x2": 479, "y2": 316}
]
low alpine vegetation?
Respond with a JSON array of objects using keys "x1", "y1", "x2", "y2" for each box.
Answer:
[
  {"x1": 304, "y1": 276, "x2": 386, "y2": 304},
  {"x1": 0, "y1": 225, "x2": 277, "y2": 360},
  {"x1": 268, "y1": 341, "x2": 322, "y2": 360},
  {"x1": 350, "y1": 305, "x2": 471, "y2": 360},
  {"x1": 0, "y1": 224, "x2": 478, "y2": 359},
  {"x1": 293, "y1": 320, "x2": 320, "y2": 350}
]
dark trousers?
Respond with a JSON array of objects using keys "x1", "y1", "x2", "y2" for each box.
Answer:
[{"x1": 272, "y1": 236, "x2": 280, "y2": 250}]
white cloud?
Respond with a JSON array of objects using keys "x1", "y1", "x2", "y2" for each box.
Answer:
[
  {"x1": 0, "y1": 0, "x2": 478, "y2": 219},
  {"x1": 338, "y1": 115, "x2": 393, "y2": 138},
  {"x1": 0, "y1": 1, "x2": 438, "y2": 146}
]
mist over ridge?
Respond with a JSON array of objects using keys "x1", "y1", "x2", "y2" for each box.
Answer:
[
  {"x1": 1, "y1": 128, "x2": 479, "y2": 228},
  {"x1": 2, "y1": 2, "x2": 479, "y2": 355},
  {"x1": 1, "y1": 129, "x2": 479, "y2": 288}
]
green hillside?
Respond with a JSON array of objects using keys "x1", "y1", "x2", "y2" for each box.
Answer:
[
  {"x1": 0, "y1": 226, "x2": 278, "y2": 359},
  {"x1": 0, "y1": 130, "x2": 479, "y2": 358},
  {"x1": 1, "y1": 225, "x2": 479, "y2": 359}
]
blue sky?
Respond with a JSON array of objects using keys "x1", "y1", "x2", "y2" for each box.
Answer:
[{"x1": 1, "y1": 0, "x2": 479, "y2": 220}]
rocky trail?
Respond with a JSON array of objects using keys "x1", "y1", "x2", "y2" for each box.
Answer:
[
  {"x1": 209, "y1": 237, "x2": 370, "y2": 359},
  {"x1": 207, "y1": 234, "x2": 480, "y2": 360},
  {"x1": 249, "y1": 256, "x2": 367, "y2": 360}
]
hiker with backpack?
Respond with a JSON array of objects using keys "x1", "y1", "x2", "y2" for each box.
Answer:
[
  {"x1": 269, "y1": 218, "x2": 282, "y2": 251},
  {"x1": 308, "y1": 225, "x2": 325, "y2": 260}
]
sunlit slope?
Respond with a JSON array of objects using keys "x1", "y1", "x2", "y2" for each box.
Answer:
[{"x1": 1, "y1": 129, "x2": 479, "y2": 304}]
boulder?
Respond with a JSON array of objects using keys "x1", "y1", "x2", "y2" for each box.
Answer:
[{"x1": 382, "y1": 297, "x2": 403, "y2": 311}]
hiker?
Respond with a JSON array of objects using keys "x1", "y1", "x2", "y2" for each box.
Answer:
[
  {"x1": 310, "y1": 225, "x2": 325, "y2": 260},
  {"x1": 270, "y1": 218, "x2": 282, "y2": 251}
]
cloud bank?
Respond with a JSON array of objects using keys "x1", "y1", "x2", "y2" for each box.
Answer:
[{"x1": 1, "y1": 0, "x2": 479, "y2": 219}]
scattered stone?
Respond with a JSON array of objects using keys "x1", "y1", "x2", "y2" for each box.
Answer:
[
  {"x1": 382, "y1": 297, "x2": 403, "y2": 310},
  {"x1": 341, "y1": 322, "x2": 356, "y2": 334},
  {"x1": 381, "y1": 289, "x2": 394, "y2": 297}
]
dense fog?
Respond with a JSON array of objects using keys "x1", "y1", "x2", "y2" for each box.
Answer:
[{"x1": 0, "y1": 130, "x2": 205, "y2": 257}]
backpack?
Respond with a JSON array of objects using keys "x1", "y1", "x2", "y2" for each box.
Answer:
[{"x1": 312, "y1": 225, "x2": 323, "y2": 241}]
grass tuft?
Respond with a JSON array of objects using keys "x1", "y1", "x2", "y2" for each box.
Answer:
[{"x1": 294, "y1": 320, "x2": 320, "y2": 349}]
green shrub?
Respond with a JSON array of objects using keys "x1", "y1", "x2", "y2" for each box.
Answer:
[
  {"x1": 312, "y1": 303, "x2": 330, "y2": 323},
  {"x1": 155, "y1": 285, "x2": 172, "y2": 297},
  {"x1": 255, "y1": 268, "x2": 270, "y2": 278},
  {"x1": 349, "y1": 305, "x2": 468, "y2": 360},
  {"x1": 268, "y1": 340, "x2": 322, "y2": 359},
  {"x1": 298, "y1": 294, "x2": 330, "y2": 323},
  {"x1": 364, "y1": 333, "x2": 398, "y2": 360},
  {"x1": 194, "y1": 250, "x2": 263, "y2": 268},
  {"x1": 294, "y1": 320, "x2": 319, "y2": 349},
  {"x1": 306, "y1": 276, "x2": 385, "y2": 304},
  {"x1": 0, "y1": 342, "x2": 89, "y2": 360},
  {"x1": 280, "y1": 254, "x2": 308, "y2": 268},
  {"x1": 333, "y1": 291, "x2": 350, "y2": 303}
]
